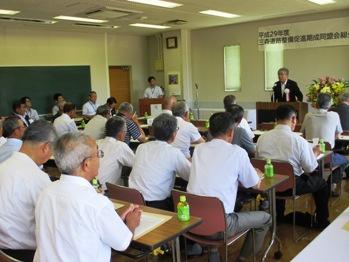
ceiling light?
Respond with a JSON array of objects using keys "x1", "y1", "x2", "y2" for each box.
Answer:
[
  {"x1": 130, "y1": 23, "x2": 170, "y2": 29},
  {"x1": 54, "y1": 15, "x2": 107, "y2": 23},
  {"x1": 307, "y1": 0, "x2": 335, "y2": 4},
  {"x1": 128, "y1": 0, "x2": 182, "y2": 8},
  {"x1": 199, "y1": 10, "x2": 240, "y2": 18},
  {"x1": 0, "y1": 9, "x2": 20, "y2": 15}
]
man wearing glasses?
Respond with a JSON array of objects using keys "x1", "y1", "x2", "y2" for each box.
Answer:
[
  {"x1": 0, "y1": 116, "x2": 26, "y2": 163},
  {"x1": 34, "y1": 133, "x2": 141, "y2": 262}
]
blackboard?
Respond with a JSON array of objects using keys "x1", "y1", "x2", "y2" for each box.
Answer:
[{"x1": 0, "y1": 66, "x2": 91, "y2": 115}]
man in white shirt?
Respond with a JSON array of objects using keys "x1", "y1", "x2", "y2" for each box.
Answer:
[
  {"x1": 52, "y1": 93, "x2": 65, "y2": 116},
  {"x1": 257, "y1": 104, "x2": 329, "y2": 228},
  {"x1": 21, "y1": 96, "x2": 40, "y2": 122},
  {"x1": 187, "y1": 112, "x2": 270, "y2": 262},
  {"x1": 84, "y1": 105, "x2": 109, "y2": 140},
  {"x1": 300, "y1": 93, "x2": 348, "y2": 194},
  {"x1": 97, "y1": 116, "x2": 135, "y2": 190},
  {"x1": 172, "y1": 102, "x2": 204, "y2": 158},
  {"x1": 34, "y1": 133, "x2": 141, "y2": 262},
  {"x1": 13, "y1": 99, "x2": 30, "y2": 127},
  {"x1": 0, "y1": 116, "x2": 26, "y2": 163},
  {"x1": 162, "y1": 95, "x2": 177, "y2": 115},
  {"x1": 144, "y1": 76, "x2": 164, "y2": 98},
  {"x1": 223, "y1": 95, "x2": 254, "y2": 139},
  {"x1": 129, "y1": 113, "x2": 191, "y2": 211},
  {"x1": 53, "y1": 102, "x2": 78, "y2": 137},
  {"x1": 0, "y1": 120, "x2": 55, "y2": 261},
  {"x1": 82, "y1": 91, "x2": 99, "y2": 120}
]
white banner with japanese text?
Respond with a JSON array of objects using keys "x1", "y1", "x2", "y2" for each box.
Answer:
[{"x1": 258, "y1": 17, "x2": 349, "y2": 50}]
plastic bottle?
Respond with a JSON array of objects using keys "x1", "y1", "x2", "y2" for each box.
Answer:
[
  {"x1": 92, "y1": 178, "x2": 102, "y2": 193},
  {"x1": 80, "y1": 119, "x2": 86, "y2": 129},
  {"x1": 204, "y1": 120, "x2": 210, "y2": 129},
  {"x1": 177, "y1": 195, "x2": 190, "y2": 222},
  {"x1": 144, "y1": 111, "x2": 148, "y2": 118},
  {"x1": 189, "y1": 112, "x2": 194, "y2": 121},
  {"x1": 319, "y1": 138, "x2": 326, "y2": 153},
  {"x1": 264, "y1": 159, "x2": 274, "y2": 178}
]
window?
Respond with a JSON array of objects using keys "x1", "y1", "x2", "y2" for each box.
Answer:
[
  {"x1": 264, "y1": 44, "x2": 284, "y2": 91},
  {"x1": 224, "y1": 45, "x2": 241, "y2": 91}
]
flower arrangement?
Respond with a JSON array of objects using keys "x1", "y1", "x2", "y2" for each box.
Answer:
[{"x1": 306, "y1": 76, "x2": 349, "y2": 105}]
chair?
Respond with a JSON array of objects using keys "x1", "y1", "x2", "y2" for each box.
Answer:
[
  {"x1": 251, "y1": 158, "x2": 312, "y2": 242},
  {"x1": 106, "y1": 183, "x2": 145, "y2": 205},
  {"x1": 171, "y1": 190, "x2": 251, "y2": 262},
  {"x1": 0, "y1": 250, "x2": 22, "y2": 262}
]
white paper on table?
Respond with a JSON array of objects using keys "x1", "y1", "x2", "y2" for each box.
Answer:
[
  {"x1": 150, "y1": 104, "x2": 162, "y2": 118},
  {"x1": 133, "y1": 212, "x2": 172, "y2": 240}
]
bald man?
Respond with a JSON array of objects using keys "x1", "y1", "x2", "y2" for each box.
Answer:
[{"x1": 162, "y1": 96, "x2": 177, "y2": 115}]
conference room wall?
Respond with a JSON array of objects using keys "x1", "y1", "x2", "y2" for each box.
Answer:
[
  {"x1": 0, "y1": 26, "x2": 148, "y2": 111},
  {"x1": 191, "y1": 9, "x2": 349, "y2": 109}
]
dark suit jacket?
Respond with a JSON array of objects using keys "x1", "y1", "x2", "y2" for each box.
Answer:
[
  {"x1": 272, "y1": 79, "x2": 303, "y2": 102},
  {"x1": 332, "y1": 103, "x2": 349, "y2": 131}
]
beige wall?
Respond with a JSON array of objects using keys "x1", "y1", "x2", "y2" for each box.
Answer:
[
  {"x1": 0, "y1": 26, "x2": 148, "y2": 112},
  {"x1": 191, "y1": 10, "x2": 349, "y2": 109}
]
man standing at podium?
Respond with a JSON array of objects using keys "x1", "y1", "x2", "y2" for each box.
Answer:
[
  {"x1": 144, "y1": 76, "x2": 164, "y2": 98},
  {"x1": 272, "y1": 68, "x2": 303, "y2": 102}
]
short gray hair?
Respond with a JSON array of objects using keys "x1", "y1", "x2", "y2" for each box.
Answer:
[
  {"x1": 118, "y1": 102, "x2": 133, "y2": 114},
  {"x1": 339, "y1": 93, "x2": 349, "y2": 103},
  {"x1": 173, "y1": 102, "x2": 189, "y2": 117},
  {"x1": 278, "y1": 67, "x2": 289, "y2": 75},
  {"x1": 96, "y1": 105, "x2": 109, "y2": 117},
  {"x1": 54, "y1": 133, "x2": 93, "y2": 175},
  {"x1": 22, "y1": 120, "x2": 56, "y2": 144},
  {"x1": 317, "y1": 93, "x2": 332, "y2": 109},
  {"x1": 3, "y1": 116, "x2": 22, "y2": 138}
]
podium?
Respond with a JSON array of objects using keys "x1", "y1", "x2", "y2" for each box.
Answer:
[
  {"x1": 139, "y1": 98, "x2": 165, "y2": 116},
  {"x1": 256, "y1": 102, "x2": 308, "y2": 130}
]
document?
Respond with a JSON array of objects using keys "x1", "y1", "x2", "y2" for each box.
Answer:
[{"x1": 134, "y1": 212, "x2": 172, "y2": 240}]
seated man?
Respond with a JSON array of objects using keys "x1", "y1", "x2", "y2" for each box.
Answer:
[
  {"x1": 226, "y1": 104, "x2": 256, "y2": 157},
  {"x1": 106, "y1": 96, "x2": 117, "y2": 116},
  {"x1": 117, "y1": 102, "x2": 146, "y2": 145},
  {"x1": 257, "y1": 105, "x2": 329, "y2": 227},
  {"x1": 223, "y1": 95, "x2": 254, "y2": 139},
  {"x1": 13, "y1": 99, "x2": 30, "y2": 126},
  {"x1": 0, "y1": 117, "x2": 26, "y2": 163},
  {"x1": 129, "y1": 113, "x2": 191, "y2": 211},
  {"x1": 332, "y1": 92, "x2": 349, "y2": 131},
  {"x1": 301, "y1": 93, "x2": 348, "y2": 194},
  {"x1": 97, "y1": 116, "x2": 135, "y2": 191},
  {"x1": 82, "y1": 91, "x2": 100, "y2": 120},
  {"x1": 52, "y1": 93, "x2": 65, "y2": 116},
  {"x1": 172, "y1": 102, "x2": 205, "y2": 158},
  {"x1": 162, "y1": 96, "x2": 177, "y2": 115},
  {"x1": 84, "y1": 105, "x2": 109, "y2": 140},
  {"x1": 0, "y1": 120, "x2": 55, "y2": 261},
  {"x1": 21, "y1": 96, "x2": 40, "y2": 122},
  {"x1": 53, "y1": 102, "x2": 78, "y2": 137},
  {"x1": 34, "y1": 133, "x2": 141, "y2": 261},
  {"x1": 187, "y1": 112, "x2": 271, "y2": 262}
]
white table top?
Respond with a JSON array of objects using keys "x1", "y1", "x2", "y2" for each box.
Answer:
[
  {"x1": 337, "y1": 135, "x2": 349, "y2": 141},
  {"x1": 292, "y1": 206, "x2": 349, "y2": 262}
]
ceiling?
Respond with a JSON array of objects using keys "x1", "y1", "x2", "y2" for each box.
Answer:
[{"x1": 0, "y1": 0, "x2": 349, "y2": 36}]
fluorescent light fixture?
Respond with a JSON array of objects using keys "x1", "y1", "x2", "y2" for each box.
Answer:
[
  {"x1": 0, "y1": 9, "x2": 20, "y2": 15},
  {"x1": 307, "y1": 0, "x2": 335, "y2": 4},
  {"x1": 128, "y1": 0, "x2": 182, "y2": 8},
  {"x1": 130, "y1": 23, "x2": 170, "y2": 29},
  {"x1": 54, "y1": 15, "x2": 107, "y2": 23},
  {"x1": 199, "y1": 10, "x2": 240, "y2": 18}
]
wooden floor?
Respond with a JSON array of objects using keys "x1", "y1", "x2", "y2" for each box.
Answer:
[{"x1": 112, "y1": 179, "x2": 349, "y2": 262}]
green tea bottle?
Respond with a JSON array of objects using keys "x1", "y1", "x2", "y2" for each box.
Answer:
[
  {"x1": 264, "y1": 159, "x2": 274, "y2": 178},
  {"x1": 177, "y1": 195, "x2": 190, "y2": 222},
  {"x1": 319, "y1": 138, "x2": 326, "y2": 153}
]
